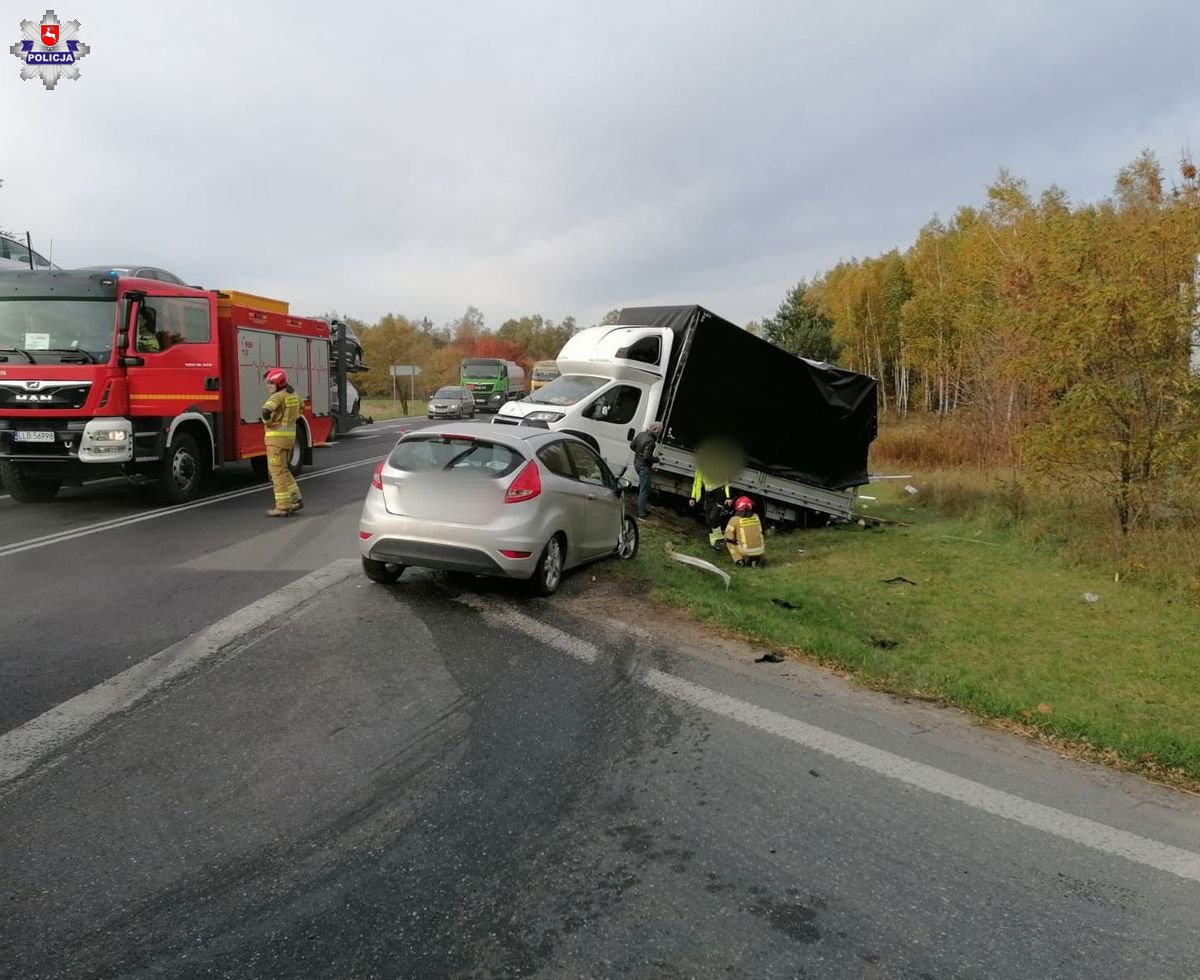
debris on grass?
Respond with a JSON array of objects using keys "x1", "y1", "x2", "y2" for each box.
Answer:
[
  {"x1": 883, "y1": 576, "x2": 917, "y2": 586},
  {"x1": 665, "y1": 544, "x2": 731, "y2": 590},
  {"x1": 755, "y1": 652, "x2": 786, "y2": 664}
]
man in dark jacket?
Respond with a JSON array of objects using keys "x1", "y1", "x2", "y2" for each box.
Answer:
[{"x1": 629, "y1": 421, "x2": 662, "y2": 518}]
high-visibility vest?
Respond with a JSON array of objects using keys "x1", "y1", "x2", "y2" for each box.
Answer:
[{"x1": 691, "y1": 470, "x2": 730, "y2": 501}]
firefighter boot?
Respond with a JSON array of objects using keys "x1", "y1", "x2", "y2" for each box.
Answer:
[{"x1": 266, "y1": 507, "x2": 292, "y2": 517}]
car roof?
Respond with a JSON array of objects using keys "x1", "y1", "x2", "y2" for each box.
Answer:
[{"x1": 404, "y1": 422, "x2": 578, "y2": 451}]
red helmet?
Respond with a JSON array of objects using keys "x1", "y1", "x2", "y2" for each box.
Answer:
[
  {"x1": 264, "y1": 368, "x2": 288, "y2": 387},
  {"x1": 734, "y1": 495, "x2": 754, "y2": 513}
]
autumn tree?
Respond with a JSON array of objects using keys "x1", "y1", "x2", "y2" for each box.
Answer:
[{"x1": 761, "y1": 281, "x2": 840, "y2": 363}]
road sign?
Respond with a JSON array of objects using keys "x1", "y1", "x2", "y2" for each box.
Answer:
[{"x1": 389, "y1": 365, "x2": 421, "y2": 377}]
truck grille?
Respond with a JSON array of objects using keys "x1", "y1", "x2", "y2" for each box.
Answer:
[{"x1": 0, "y1": 381, "x2": 92, "y2": 410}]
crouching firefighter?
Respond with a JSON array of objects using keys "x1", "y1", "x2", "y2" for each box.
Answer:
[
  {"x1": 262, "y1": 368, "x2": 304, "y2": 517},
  {"x1": 724, "y1": 496, "x2": 766, "y2": 567}
]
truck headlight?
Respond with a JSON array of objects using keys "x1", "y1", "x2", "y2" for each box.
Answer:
[
  {"x1": 525, "y1": 411, "x2": 564, "y2": 423},
  {"x1": 79, "y1": 418, "x2": 134, "y2": 463}
]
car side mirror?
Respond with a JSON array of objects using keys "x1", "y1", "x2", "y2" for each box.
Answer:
[{"x1": 616, "y1": 477, "x2": 633, "y2": 494}]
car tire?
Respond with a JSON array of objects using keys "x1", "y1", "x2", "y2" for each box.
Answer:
[
  {"x1": 362, "y1": 556, "x2": 405, "y2": 584},
  {"x1": 616, "y1": 514, "x2": 639, "y2": 560},
  {"x1": 530, "y1": 534, "x2": 565, "y2": 596}
]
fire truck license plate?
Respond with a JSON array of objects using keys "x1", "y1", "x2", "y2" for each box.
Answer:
[{"x1": 13, "y1": 431, "x2": 54, "y2": 443}]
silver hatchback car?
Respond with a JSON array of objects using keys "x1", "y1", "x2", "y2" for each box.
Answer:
[{"x1": 358, "y1": 424, "x2": 640, "y2": 594}]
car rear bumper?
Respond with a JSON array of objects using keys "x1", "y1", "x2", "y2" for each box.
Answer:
[
  {"x1": 362, "y1": 535, "x2": 538, "y2": 578},
  {"x1": 358, "y1": 494, "x2": 545, "y2": 579}
]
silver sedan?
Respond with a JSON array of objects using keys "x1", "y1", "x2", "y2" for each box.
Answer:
[{"x1": 358, "y1": 423, "x2": 640, "y2": 595}]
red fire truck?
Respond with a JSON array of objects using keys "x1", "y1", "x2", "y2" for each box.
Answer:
[{"x1": 0, "y1": 269, "x2": 334, "y2": 504}]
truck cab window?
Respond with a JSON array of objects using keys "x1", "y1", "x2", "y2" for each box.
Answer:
[
  {"x1": 139, "y1": 297, "x2": 212, "y2": 352},
  {"x1": 583, "y1": 384, "x2": 641, "y2": 425},
  {"x1": 616, "y1": 336, "x2": 661, "y2": 365}
]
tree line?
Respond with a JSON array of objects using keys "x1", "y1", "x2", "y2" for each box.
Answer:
[
  {"x1": 761, "y1": 150, "x2": 1200, "y2": 533},
  {"x1": 344, "y1": 307, "x2": 624, "y2": 401}
]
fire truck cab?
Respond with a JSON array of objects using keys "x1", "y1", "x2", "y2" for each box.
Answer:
[{"x1": 0, "y1": 269, "x2": 333, "y2": 503}]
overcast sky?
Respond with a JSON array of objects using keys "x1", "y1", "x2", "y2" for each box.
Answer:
[{"x1": 4, "y1": 0, "x2": 1198, "y2": 330}]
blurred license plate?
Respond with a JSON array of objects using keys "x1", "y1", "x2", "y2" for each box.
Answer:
[{"x1": 14, "y1": 430, "x2": 54, "y2": 443}]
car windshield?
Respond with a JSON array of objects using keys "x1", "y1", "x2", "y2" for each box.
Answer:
[
  {"x1": 0, "y1": 298, "x2": 116, "y2": 362},
  {"x1": 525, "y1": 374, "x2": 608, "y2": 406},
  {"x1": 461, "y1": 360, "x2": 502, "y2": 377},
  {"x1": 434, "y1": 387, "x2": 462, "y2": 398},
  {"x1": 388, "y1": 435, "x2": 522, "y2": 477}
]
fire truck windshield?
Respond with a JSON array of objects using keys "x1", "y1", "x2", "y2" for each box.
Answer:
[{"x1": 0, "y1": 298, "x2": 117, "y2": 363}]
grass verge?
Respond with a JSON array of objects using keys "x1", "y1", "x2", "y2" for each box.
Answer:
[
  {"x1": 611, "y1": 483, "x2": 1200, "y2": 788},
  {"x1": 360, "y1": 398, "x2": 428, "y2": 421}
]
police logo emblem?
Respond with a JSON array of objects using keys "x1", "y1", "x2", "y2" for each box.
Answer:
[{"x1": 10, "y1": 10, "x2": 90, "y2": 90}]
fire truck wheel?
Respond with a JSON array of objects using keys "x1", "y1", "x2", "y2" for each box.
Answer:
[
  {"x1": 157, "y1": 433, "x2": 203, "y2": 505},
  {"x1": 250, "y1": 456, "x2": 269, "y2": 482},
  {"x1": 288, "y1": 430, "x2": 306, "y2": 476},
  {"x1": 0, "y1": 461, "x2": 62, "y2": 503}
]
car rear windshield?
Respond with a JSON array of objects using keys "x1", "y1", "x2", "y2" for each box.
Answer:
[{"x1": 388, "y1": 435, "x2": 523, "y2": 477}]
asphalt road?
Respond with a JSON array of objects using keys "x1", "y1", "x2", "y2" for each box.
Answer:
[{"x1": 2, "y1": 420, "x2": 1200, "y2": 978}]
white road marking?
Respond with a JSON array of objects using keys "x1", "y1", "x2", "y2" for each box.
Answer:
[
  {"x1": 455, "y1": 594, "x2": 599, "y2": 663},
  {"x1": 0, "y1": 455, "x2": 385, "y2": 559},
  {"x1": 460, "y1": 599, "x2": 1200, "y2": 886},
  {"x1": 0, "y1": 560, "x2": 358, "y2": 788}
]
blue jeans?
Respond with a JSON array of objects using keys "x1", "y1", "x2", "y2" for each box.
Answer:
[{"x1": 635, "y1": 463, "x2": 652, "y2": 517}]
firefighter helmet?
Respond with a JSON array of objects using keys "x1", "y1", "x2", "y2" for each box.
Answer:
[
  {"x1": 264, "y1": 368, "x2": 288, "y2": 387},
  {"x1": 734, "y1": 495, "x2": 754, "y2": 513}
]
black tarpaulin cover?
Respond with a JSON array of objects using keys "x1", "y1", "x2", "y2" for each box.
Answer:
[{"x1": 617, "y1": 305, "x2": 878, "y2": 490}]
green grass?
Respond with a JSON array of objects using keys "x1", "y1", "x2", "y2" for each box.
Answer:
[
  {"x1": 361, "y1": 398, "x2": 428, "y2": 421},
  {"x1": 613, "y1": 485, "x2": 1200, "y2": 784}
]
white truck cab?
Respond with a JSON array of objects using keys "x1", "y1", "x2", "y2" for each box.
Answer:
[{"x1": 493, "y1": 325, "x2": 672, "y2": 478}]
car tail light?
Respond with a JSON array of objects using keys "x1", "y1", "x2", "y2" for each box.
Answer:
[
  {"x1": 370, "y1": 461, "x2": 384, "y2": 490},
  {"x1": 499, "y1": 549, "x2": 532, "y2": 559},
  {"x1": 504, "y1": 460, "x2": 541, "y2": 503},
  {"x1": 358, "y1": 531, "x2": 373, "y2": 540}
]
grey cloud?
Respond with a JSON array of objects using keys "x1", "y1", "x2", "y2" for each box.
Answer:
[{"x1": 3, "y1": 0, "x2": 1198, "y2": 330}]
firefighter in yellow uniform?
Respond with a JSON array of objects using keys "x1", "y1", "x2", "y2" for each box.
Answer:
[
  {"x1": 262, "y1": 368, "x2": 304, "y2": 517},
  {"x1": 724, "y1": 496, "x2": 766, "y2": 567}
]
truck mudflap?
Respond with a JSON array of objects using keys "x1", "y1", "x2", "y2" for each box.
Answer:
[{"x1": 652, "y1": 445, "x2": 857, "y2": 523}]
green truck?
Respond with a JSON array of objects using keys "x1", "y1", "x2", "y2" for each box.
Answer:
[{"x1": 459, "y1": 358, "x2": 528, "y2": 412}]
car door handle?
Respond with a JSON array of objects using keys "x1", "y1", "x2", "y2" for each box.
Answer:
[{"x1": 587, "y1": 493, "x2": 596, "y2": 500}]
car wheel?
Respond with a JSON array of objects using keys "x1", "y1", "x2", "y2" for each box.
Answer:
[
  {"x1": 362, "y1": 556, "x2": 405, "y2": 584},
  {"x1": 616, "y1": 514, "x2": 639, "y2": 560},
  {"x1": 530, "y1": 534, "x2": 565, "y2": 596}
]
